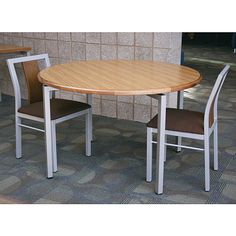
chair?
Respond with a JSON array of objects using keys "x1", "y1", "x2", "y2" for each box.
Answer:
[
  {"x1": 7, "y1": 54, "x2": 92, "y2": 178},
  {"x1": 146, "y1": 65, "x2": 230, "y2": 192}
]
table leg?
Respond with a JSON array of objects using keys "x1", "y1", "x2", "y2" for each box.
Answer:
[
  {"x1": 86, "y1": 94, "x2": 93, "y2": 142},
  {"x1": 43, "y1": 86, "x2": 53, "y2": 178},
  {"x1": 176, "y1": 91, "x2": 184, "y2": 152},
  {"x1": 155, "y1": 94, "x2": 166, "y2": 194}
]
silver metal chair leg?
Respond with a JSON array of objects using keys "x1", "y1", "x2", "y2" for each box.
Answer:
[
  {"x1": 204, "y1": 135, "x2": 210, "y2": 191},
  {"x1": 43, "y1": 86, "x2": 53, "y2": 178},
  {"x1": 213, "y1": 122, "x2": 218, "y2": 171},
  {"x1": 51, "y1": 122, "x2": 57, "y2": 173},
  {"x1": 164, "y1": 135, "x2": 167, "y2": 162},
  {"x1": 176, "y1": 137, "x2": 182, "y2": 152},
  {"x1": 15, "y1": 116, "x2": 22, "y2": 159},
  {"x1": 146, "y1": 128, "x2": 153, "y2": 182},
  {"x1": 85, "y1": 112, "x2": 92, "y2": 156}
]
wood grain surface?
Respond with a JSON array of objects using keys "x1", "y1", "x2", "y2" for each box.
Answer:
[{"x1": 38, "y1": 60, "x2": 202, "y2": 95}]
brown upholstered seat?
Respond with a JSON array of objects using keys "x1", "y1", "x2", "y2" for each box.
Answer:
[
  {"x1": 147, "y1": 108, "x2": 204, "y2": 134},
  {"x1": 18, "y1": 98, "x2": 91, "y2": 120}
]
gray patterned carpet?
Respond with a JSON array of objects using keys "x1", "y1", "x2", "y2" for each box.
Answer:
[{"x1": 0, "y1": 47, "x2": 236, "y2": 203}]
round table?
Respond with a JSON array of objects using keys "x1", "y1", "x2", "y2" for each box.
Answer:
[
  {"x1": 38, "y1": 60, "x2": 202, "y2": 194},
  {"x1": 39, "y1": 60, "x2": 201, "y2": 95}
]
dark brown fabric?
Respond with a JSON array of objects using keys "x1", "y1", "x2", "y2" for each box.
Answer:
[
  {"x1": 18, "y1": 98, "x2": 91, "y2": 120},
  {"x1": 22, "y1": 61, "x2": 43, "y2": 104},
  {"x1": 147, "y1": 108, "x2": 204, "y2": 134}
]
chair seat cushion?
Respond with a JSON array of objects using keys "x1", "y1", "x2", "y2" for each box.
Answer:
[
  {"x1": 18, "y1": 98, "x2": 91, "y2": 120},
  {"x1": 147, "y1": 108, "x2": 204, "y2": 134}
]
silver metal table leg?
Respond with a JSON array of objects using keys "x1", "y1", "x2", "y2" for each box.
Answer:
[{"x1": 155, "y1": 94, "x2": 166, "y2": 194}]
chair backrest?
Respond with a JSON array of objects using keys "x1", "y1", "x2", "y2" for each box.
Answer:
[
  {"x1": 7, "y1": 54, "x2": 51, "y2": 113},
  {"x1": 204, "y1": 64, "x2": 230, "y2": 129},
  {"x1": 22, "y1": 60, "x2": 42, "y2": 104}
]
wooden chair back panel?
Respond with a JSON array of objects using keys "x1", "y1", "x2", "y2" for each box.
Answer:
[{"x1": 22, "y1": 61, "x2": 43, "y2": 104}]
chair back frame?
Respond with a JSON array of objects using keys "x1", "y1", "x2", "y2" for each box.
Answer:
[
  {"x1": 204, "y1": 65, "x2": 230, "y2": 132},
  {"x1": 7, "y1": 54, "x2": 51, "y2": 114}
]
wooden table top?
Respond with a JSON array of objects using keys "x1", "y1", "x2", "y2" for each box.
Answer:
[
  {"x1": 0, "y1": 44, "x2": 31, "y2": 54},
  {"x1": 38, "y1": 60, "x2": 202, "y2": 95}
]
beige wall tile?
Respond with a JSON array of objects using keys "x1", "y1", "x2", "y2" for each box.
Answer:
[
  {"x1": 151, "y1": 97, "x2": 158, "y2": 106},
  {"x1": 167, "y1": 48, "x2": 181, "y2": 64},
  {"x1": 135, "y1": 47, "x2": 152, "y2": 60},
  {"x1": 168, "y1": 92, "x2": 178, "y2": 108},
  {"x1": 118, "y1": 33, "x2": 134, "y2": 45},
  {"x1": 134, "y1": 95, "x2": 151, "y2": 105},
  {"x1": 3, "y1": 36, "x2": 13, "y2": 44},
  {"x1": 58, "y1": 32, "x2": 71, "y2": 41},
  {"x1": 73, "y1": 93, "x2": 86, "y2": 103},
  {"x1": 12, "y1": 32, "x2": 23, "y2": 38},
  {"x1": 118, "y1": 46, "x2": 134, "y2": 60},
  {"x1": 45, "y1": 33, "x2": 58, "y2": 40},
  {"x1": 171, "y1": 32, "x2": 182, "y2": 49},
  {"x1": 86, "y1": 44, "x2": 100, "y2": 60},
  {"x1": 101, "y1": 45, "x2": 117, "y2": 60},
  {"x1": 101, "y1": 100, "x2": 116, "y2": 118},
  {"x1": 34, "y1": 39, "x2": 46, "y2": 54},
  {"x1": 12, "y1": 37, "x2": 23, "y2": 46},
  {"x1": 92, "y1": 97, "x2": 101, "y2": 115},
  {"x1": 154, "y1": 33, "x2": 172, "y2": 48},
  {"x1": 58, "y1": 41, "x2": 71, "y2": 59},
  {"x1": 59, "y1": 58, "x2": 72, "y2": 64},
  {"x1": 45, "y1": 40, "x2": 58, "y2": 58},
  {"x1": 0, "y1": 34, "x2": 4, "y2": 43},
  {"x1": 86, "y1": 33, "x2": 100, "y2": 44},
  {"x1": 102, "y1": 95, "x2": 116, "y2": 101},
  {"x1": 135, "y1": 33, "x2": 153, "y2": 47},
  {"x1": 101, "y1": 33, "x2": 117, "y2": 45},
  {"x1": 72, "y1": 42, "x2": 86, "y2": 60},
  {"x1": 60, "y1": 91, "x2": 73, "y2": 100},
  {"x1": 134, "y1": 104, "x2": 151, "y2": 123},
  {"x1": 50, "y1": 57, "x2": 59, "y2": 66},
  {"x1": 23, "y1": 38, "x2": 34, "y2": 53},
  {"x1": 34, "y1": 33, "x2": 45, "y2": 39},
  {"x1": 153, "y1": 48, "x2": 169, "y2": 62},
  {"x1": 117, "y1": 102, "x2": 133, "y2": 120},
  {"x1": 117, "y1": 95, "x2": 134, "y2": 103},
  {"x1": 151, "y1": 105, "x2": 158, "y2": 118},
  {"x1": 71, "y1": 33, "x2": 85, "y2": 42},
  {"x1": 23, "y1": 32, "x2": 34, "y2": 38}
]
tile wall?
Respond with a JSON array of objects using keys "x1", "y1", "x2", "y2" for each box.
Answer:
[{"x1": 0, "y1": 32, "x2": 182, "y2": 122}]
